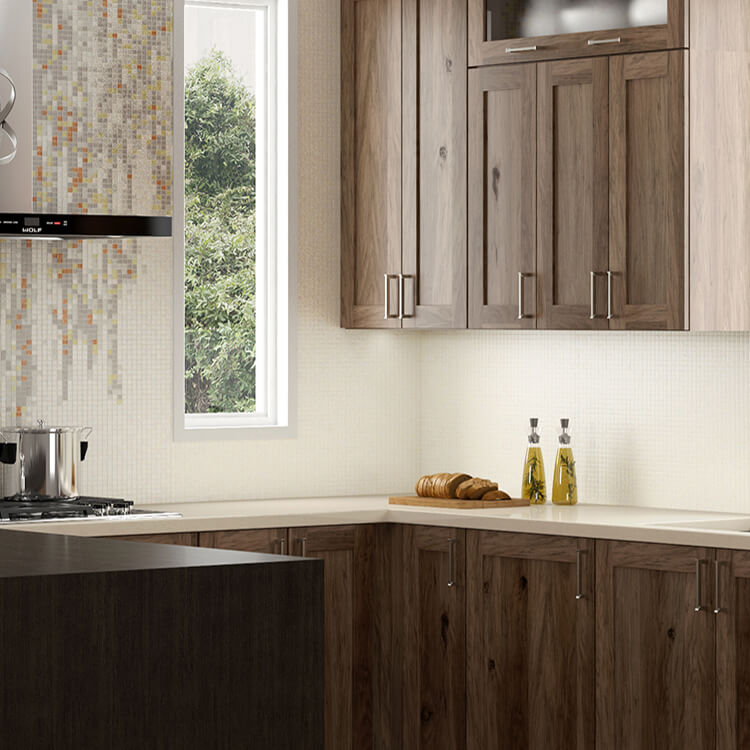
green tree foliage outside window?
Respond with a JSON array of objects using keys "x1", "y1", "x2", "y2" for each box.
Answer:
[{"x1": 184, "y1": 50, "x2": 257, "y2": 414}]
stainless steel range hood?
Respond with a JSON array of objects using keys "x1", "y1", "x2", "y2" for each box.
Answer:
[{"x1": 0, "y1": 1, "x2": 171, "y2": 239}]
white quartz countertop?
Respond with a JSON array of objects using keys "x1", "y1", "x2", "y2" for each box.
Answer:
[{"x1": 12, "y1": 495, "x2": 750, "y2": 550}]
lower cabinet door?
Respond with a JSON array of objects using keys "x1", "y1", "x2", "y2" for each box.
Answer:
[
  {"x1": 466, "y1": 531, "x2": 594, "y2": 750},
  {"x1": 716, "y1": 549, "x2": 750, "y2": 749},
  {"x1": 401, "y1": 525, "x2": 466, "y2": 750},
  {"x1": 596, "y1": 540, "x2": 715, "y2": 750},
  {"x1": 113, "y1": 532, "x2": 198, "y2": 546},
  {"x1": 289, "y1": 524, "x2": 375, "y2": 750},
  {"x1": 199, "y1": 527, "x2": 288, "y2": 555}
]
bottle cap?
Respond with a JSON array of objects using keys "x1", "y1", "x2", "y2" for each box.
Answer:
[
  {"x1": 528, "y1": 418, "x2": 540, "y2": 444},
  {"x1": 559, "y1": 418, "x2": 571, "y2": 445}
]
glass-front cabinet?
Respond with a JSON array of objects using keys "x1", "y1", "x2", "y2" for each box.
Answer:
[{"x1": 469, "y1": 0, "x2": 687, "y2": 66}]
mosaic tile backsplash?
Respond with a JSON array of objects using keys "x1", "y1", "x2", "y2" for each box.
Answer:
[{"x1": 1, "y1": 0, "x2": 171, "y2": 421}]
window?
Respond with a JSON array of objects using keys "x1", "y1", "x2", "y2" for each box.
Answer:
[{"x1": 173, "y1": 0, "x2": 296, "y2": 439}]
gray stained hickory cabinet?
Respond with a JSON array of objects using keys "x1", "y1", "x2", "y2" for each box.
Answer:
[
  {"x1": 470, "y1": 49, "x2": 687, "y2": 330},
  {"x1": 341, "y1": 0, "x2": 466, "y2": 329},
  {"x1": 343, "y1": 0, "x2": 750, "y2": 331},
  {"x1": 120, "y1": 527, "x2": 750, "y2": 749}
]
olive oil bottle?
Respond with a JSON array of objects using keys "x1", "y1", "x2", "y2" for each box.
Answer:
[
  {"x1": 552, "y1": 419, "x2": 578, "y2": 505},
  {"x1": 521, "y1": 418, "x2": 546, "y2": 504}
]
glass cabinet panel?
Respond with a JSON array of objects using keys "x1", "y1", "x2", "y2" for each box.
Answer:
[{"x1": 485, "y1": 0, "x2": 668, "y2": 41}]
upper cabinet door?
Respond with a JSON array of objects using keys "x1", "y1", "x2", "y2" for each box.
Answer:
[
  {"x1": 341, "y1": 0, "x2": 403, "y2": 328},
  {"x1": 401, "y1": 0, "x2": 467, "y2": 329},
  {"x1": 469, "y1": 64, "x2": 537, "y2": 329},
  {"x1": 537, "y1": 58, "x2": 609, "y2": 329},
  {"x1": 469, "y1": 0, "x2": 687, "y2": 67},
  {"x1": 608, "y1": 51, "x2": 687, "y2": 330}
]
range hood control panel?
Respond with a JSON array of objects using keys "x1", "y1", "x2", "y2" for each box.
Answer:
[{"x1": 0, "y1": 213, "x2": 171, "y2": 239}]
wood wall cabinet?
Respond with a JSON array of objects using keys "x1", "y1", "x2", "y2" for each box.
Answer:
[
  {"x1": 468, "y1": 64, "x2": 536, "y2": 328},
  {"x1": 289, "y1": 524, "x2": 376, "y2": 750},
  {"x1": 469, "y1": 0, "x2": 687, "y2": 67},
  {"x1": 596, "y1": 541, "x2": 716, "y2": 750},
  {"x1": 400, "y1": 525, "x2": 466, "y2": 750},
  {"x1": 341, "y1": 0, "x2": 466, "y2": 329},
  {"x1": 609, "y1": 51, "x2": 687, "y2": 330},
  {"x1": 470, "y1": 50, "x2": 686, "y2": 330},
  {"x1": 467, "y1": 531, "x2": 595, "y2": 749},
  {"x1": 340, "y1": 0, "x2": 402, "y2": 328},
  {"x1": 400, "y1": 0, "x2": 467, "y2": 329},
  {"x1": 536, "y1": 57, "x2": 608, "y2": 329}
]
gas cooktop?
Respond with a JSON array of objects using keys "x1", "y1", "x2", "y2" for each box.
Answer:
[{"x1": 0, "y1": 496, "x2": 181, "y2": 523}]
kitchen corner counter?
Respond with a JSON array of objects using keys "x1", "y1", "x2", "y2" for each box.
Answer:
[{"x1": 11, "y1": 495, "x2": 750, "y2": 551}]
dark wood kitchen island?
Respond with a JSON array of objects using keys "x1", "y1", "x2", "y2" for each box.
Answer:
[{"x1": 0, "y1": 529, "x2": 323, "y2": 750}]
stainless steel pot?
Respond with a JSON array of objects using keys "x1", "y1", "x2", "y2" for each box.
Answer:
[{"x1": 0, "y1": 421, "x2": 92, "y2": 499}]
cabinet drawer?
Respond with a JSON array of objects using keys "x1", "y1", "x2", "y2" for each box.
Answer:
[{"x1": 469, "y1": 0, "x2": 687, "y2": 67}]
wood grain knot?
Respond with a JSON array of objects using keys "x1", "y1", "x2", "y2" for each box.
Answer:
[
  {"x1": 520, "y1": 575, "x2": 528, "y2": 590},
  {"x1": 441, "y1": 613, "x2": 449, "y2": 647},
  {"x1": 488, "y1": 659, "x2": 496, "y2": 671},
  {"x1": 439, "y1": 146, "x2": 448, "y2": 161},
  {"x1": 421, "y1": 707, "x2": 433, "y2": 723},
  {"x1": 445, "y1": 57, "x2": 453, "y2": 72},
  {"x1": 667, "y1": 627, "x2": 676, "y2": 641},
  {"x1": 492, "y1": 167, "x2": 500, "y2": 200},
  {"x1": 483, "y1": 581, "x2": 490, "y2": 594}
]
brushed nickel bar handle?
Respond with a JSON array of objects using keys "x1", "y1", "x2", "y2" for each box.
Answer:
[
  {"x1": 399, "y1": 274, "x2": 404, "y2": 320},
  {"x1": 517, "y1": 272, "x2": 530, "y2": 320},
  {"x1": 606, "y1": 271, "x2": 614, "y2": 320},
  {"x1": 447, "y1": 539, "x2": 456, "y2": 588},
  {"x1": 695, "y1": 559, "x2": 704, "y2": 612},
  {"x1": 384, "y1": 274, "x2": 399, "y2": 320},
  {"x1": 714, "y1": 560, "x2": 722, "y2": 614},
  {"x1": 587, "y1": 37, "x2": 621, "y2": 46},
  {"x1": 576, "y1": 550, "x2": 585, "y2": 600},
  {"x1": 398, "y1": 274, "x2": 415, "y2": 319},
  {"x1": 590, "y1": 272, "x2": 606, "y2": 319},
  {"x1": 278, "y1": 537, "x2": 286, "y2": 555},
  {"x1": 299, "y1": 537, "x2": 308, "y2": 558},
  {"x1": 506, "y1": 45, "x2": 537, "y2": 53}
]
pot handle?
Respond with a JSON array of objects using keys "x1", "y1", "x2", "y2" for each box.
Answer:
[
  {"x1": 80, "y1": 427, "x2": 92, "y2": 461},
  {"x1": 0, "y1": 443, "x2": 17, "y2": 465}
]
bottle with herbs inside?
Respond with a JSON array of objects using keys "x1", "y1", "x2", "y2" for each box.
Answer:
[
  {"x1": 552, "y1": 418, "x2": 578, "y2": 505},
  {"x1": 521, "y1": 418, "x2": 546, "y2": 504}
]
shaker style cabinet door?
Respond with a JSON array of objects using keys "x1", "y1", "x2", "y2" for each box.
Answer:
[
  {"x1": 401, "y1": 0, "x2": 467, "y2": 329},
  {"x1": 466, "y1": 531, "x2": 595, "y2": 750},
  {"x1": 596, "y1": 541, "x2": 716, "y2": 750},
  {"x1": 400, "y1": 526, "x2": 466, "y2": 750},
  {"x1": 113, "y1": 533, "x2": 198, "y2": 546},
  {"x1": 536, "y1": 57, "x2": 609, "y2": 329},
  {"x1": 468, "y1": 63, "x2": 536, "y2": 329},
  {"x1": 608, "y1": 51, "x2": 688, "y2": 330},
  {"x1": 341, "y1": 0, "x2": 403, "y2": 328},
  {"x1": 288, "y1": 525, "x2": 375, "y2": 750},
  {"x1": 199, "y1": 528, "x2": 288, "y2": 555},
  {"x1": 716, "y1": 549, "x2": 750, "y2": 749}
]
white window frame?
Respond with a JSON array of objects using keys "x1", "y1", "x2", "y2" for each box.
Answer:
[{"x1": 173, "y1": 0, "x2": 297, "y2": 440}]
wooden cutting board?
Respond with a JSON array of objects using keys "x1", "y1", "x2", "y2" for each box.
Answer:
[{"x1": 389, "y1": 495, "x2": 530, "y2": 509}]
